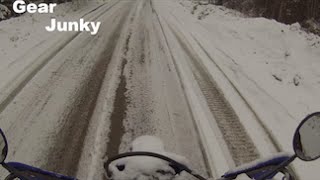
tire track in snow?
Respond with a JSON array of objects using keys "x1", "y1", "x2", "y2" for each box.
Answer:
[
  {"x1": 189, "y1": 34, "x2": 299, "y2": 179},
  {"x1": 44, "y1": 5, "x2": 131, "y2": 176},
  {"x1": 103, "y1": 0, "x2": 145, "y2": 159},
  {"x1": 105, "y1": 0, "x2": 154, "y2": 158},
  {"x1": 0, "y1": 0, "x2": 120, "y2": 115},
  {"x1": 191, "y1": 36, "x2": 282, "y2": 152},
  {"x1": 104, "y1": 58, "x2": 128, "y2": 160},
  {"x1": 105, "y1": 32, "x2": 131, "y2": 158},
  {"x1": 170, "y1": 28, "x2": 260, "y2": 166},
  {"x1": 105, "y1": 1, "x2": 210, "y2": 175},
  {"x1": 150, "y1": 1, "x2": 211, "y2": 175}
]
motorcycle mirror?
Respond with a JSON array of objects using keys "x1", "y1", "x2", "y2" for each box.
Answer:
[
  {"x1": 293, "y1": 112, "x2": 320, "y2": 161},
  {"x1": 0, "y1": 129, "x2": 8, "y2": 164}
]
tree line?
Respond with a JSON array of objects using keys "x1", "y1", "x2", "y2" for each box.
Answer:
[{"x1": 208, "y1": 0, "x2": 319, "y2": 34}]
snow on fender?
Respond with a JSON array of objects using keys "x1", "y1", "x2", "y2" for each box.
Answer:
[
  {"x1": 108, "y1": 136, "x2": 191, "y2": 180},
  {"x1": 13, "y1": 0, "x2": 57, "y2": 14}
]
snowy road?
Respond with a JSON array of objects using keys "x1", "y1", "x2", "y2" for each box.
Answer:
[
  {"x1": 1, "y1": 0, "x2": 210, "y2": 179},
  {"x1": 1, "y1": 0, "x2": 318, "y2": 179}
]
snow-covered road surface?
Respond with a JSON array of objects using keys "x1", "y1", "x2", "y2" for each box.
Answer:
[
  {"x1": 1, "y1": 0, "x2": 209, "y2": 179},
  {"x1": 1, "y1": 0, "x2": 319, "y2": 179},
  {"x1": 1, "y1": 0, "x2": 131, "y2": 175}
]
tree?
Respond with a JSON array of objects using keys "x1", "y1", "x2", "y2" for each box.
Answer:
[
  {"x1": 0, "y1": 4, "x2": 11, "y2": 20},
  {"x1": 306, "y1": 0, "x2": 319, "y2": 19}
]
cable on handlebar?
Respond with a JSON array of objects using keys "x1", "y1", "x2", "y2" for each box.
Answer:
[{"x1": 104, "y1": 151, "x2": 207, "y2": 180}]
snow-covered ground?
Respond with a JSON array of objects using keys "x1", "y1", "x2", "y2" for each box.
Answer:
[
  {"x1": 155, "y1": 0, "x2": 320, "y2": 179},
  {"x1": 0, "y1": 1, "x2": 105, "y2": 65},
  {"x1": 0, "y1": 0, "x2": 115, "y2": 177},
  {"x1": 1, "y1": 0, "x2": 320, "y2": 179},
  {"x1": 1, "y1": 0, "x2": 208, "y2": 179},
  {"x1": 0, "y1": 1, "x2": 110, "y2": 112}
]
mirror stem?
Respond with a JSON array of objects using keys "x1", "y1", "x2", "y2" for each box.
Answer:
[{"x1": 256, "y1": 155, "x2": 297, "y2": 180}]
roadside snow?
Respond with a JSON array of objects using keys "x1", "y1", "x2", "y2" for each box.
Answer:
[
  {"x1": 179, "y1": 1, "x2": 320, "y2": 120},
  {"x1": 156, "y1": 0, "x2": 320, "y2": 179},
  {"x1": 0, "y1": 1, "x2": 105, "y2": 93},
  {"x1": 0, "y1": 0, "x2": 110, "y2": 178}
]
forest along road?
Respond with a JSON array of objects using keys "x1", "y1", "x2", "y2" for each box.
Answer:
[{"x1": 0, "y1": 0, "x2": 261, "y2": 179}]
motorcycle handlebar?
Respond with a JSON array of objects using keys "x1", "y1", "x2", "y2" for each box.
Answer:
[{"x1": 105, "y1": 151, "x2": 208, "y2": 180}]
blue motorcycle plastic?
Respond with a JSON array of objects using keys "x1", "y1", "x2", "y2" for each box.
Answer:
[{"x1": 0, "y1": 112, "x2": 320, "y2": 180}]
